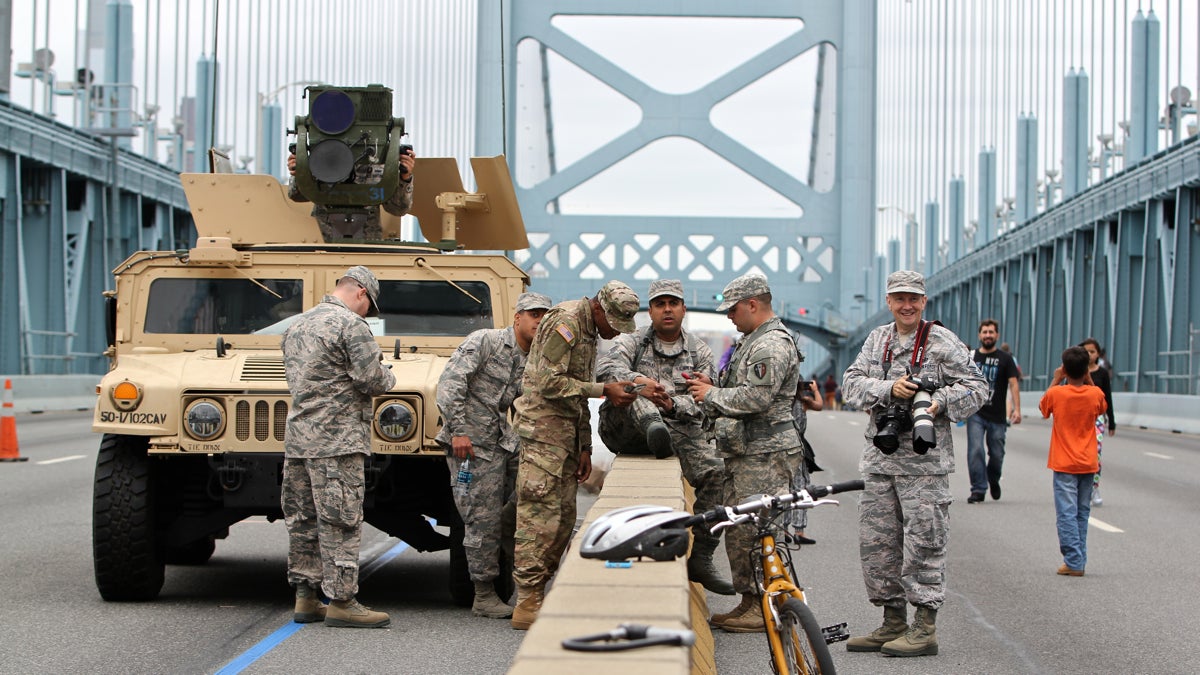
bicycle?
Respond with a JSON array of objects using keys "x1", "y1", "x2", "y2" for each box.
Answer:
[{"x1": 686, "y1": 479, "x2": 865, "y2": 675}]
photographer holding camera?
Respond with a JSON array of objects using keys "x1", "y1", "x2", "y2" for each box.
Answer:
[{"x1": 841, "y1": 270, "x2": 987, "y2": 658}]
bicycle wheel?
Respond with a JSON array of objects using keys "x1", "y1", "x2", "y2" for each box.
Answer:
[{"x1": 772, "y1": 597, "x2": 836, "y2": 675}]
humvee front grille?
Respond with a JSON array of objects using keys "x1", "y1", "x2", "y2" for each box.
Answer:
[
  {"x1": 240, "y1": 356, "x2": 286, "y2": 381},
  {"x1": 232, "y1": 397, "x2": 289, "y2": 444}
]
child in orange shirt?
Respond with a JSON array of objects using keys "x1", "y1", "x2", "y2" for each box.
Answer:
[{"x1": 1038, "y1": 346, "x2": 1107, "y2": 577}]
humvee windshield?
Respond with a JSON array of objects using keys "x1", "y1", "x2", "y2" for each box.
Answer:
[{"x1": 143, "y1": 277, "x2": 494, "y2": 337}]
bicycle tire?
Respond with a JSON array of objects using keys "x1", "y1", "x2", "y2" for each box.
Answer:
[{"x1": 772, "y1": 597, "x2": 836, "y2": 675}]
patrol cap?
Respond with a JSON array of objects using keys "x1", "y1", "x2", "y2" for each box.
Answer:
[
  {"x1": 886, "y1": 270, "x2": 926, "y2": 296},
  {"x1": 716, "y1": 273, "x2": 771, "y2": 312},
  {"x1": 648, "y1": 279, "x2": 685, "y2": 302},
  {"x1": 597, "y1": 281, "x2": 639, "y2": 334},
  {"x1": 342, "y1": 265, "x2": 381, "y2": 317},
  {"x1": 515, "y1": 292, "x2": 553, "y2": 313}
]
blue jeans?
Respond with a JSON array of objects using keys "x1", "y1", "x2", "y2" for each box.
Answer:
[
  {"x1": 966, "y1": 415, "x2": 1007, "y2": 495},
  {"x1": 1053, "y1": 472, "x2": 1094, "y2": 570}
]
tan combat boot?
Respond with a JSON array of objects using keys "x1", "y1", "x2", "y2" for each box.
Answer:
[
  {"x1": 720, "y1": 597, "x2": 765, "y2": 633},
  {"x1": 846, "y1": 604, "x2": 908, "y2": 652},
  {"x1": 510, "y1": 585, "x2": 544, "y2": 630},
  {"x1": 881, "y1": 605, "x2": 938, "y2": 656},
  {"x1": 324, "y1": 598, "x2": 391, "y2": 628},
  {"x1": 471, "y1": 581, "x2": 513, "y2": 619},
  {"x1": 710, "y1": 593, "x2": 758, "y2": 628},
  {"x1": 687, "y1": 537, "x2": 735, "y2": 596},
  {"x1": 292, "y1": 584, "x2": 326, "y2": 624}
]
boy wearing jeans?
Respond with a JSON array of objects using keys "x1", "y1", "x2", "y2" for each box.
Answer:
[{"x1": 1038, "y1": 346, "x2": 1107, "y2": 577}]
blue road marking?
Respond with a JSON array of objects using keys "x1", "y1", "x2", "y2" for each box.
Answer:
[{"x1": 215, "y1": 539, "x2": 410, "y2": 674}]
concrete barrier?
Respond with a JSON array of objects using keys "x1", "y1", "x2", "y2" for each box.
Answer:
[
  {"x1": 1112, "y1": 393, "x2": 1200, "y2": 435},
  {"x1": 0, "y1": 375, "x2": 98, "y2": 414},
  {"x1": 508, "y1": 455, "x2": 715, "y2": 675}
]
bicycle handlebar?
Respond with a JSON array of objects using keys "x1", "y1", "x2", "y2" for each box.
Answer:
[{"x1": 683, "y1": 479, "x2": 866, "y2": 529}]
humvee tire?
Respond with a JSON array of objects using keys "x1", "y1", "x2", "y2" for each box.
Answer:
[{"x1": 93, "y1": 434, "x2": 165, "y2": 601}]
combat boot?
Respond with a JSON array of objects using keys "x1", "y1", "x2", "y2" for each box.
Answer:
[
  {"x1": 471, "y1": 581, "x2": 513, "y2": 619},
  {"x1": 720, "y1": 598, "x2": 765, "y2": 633},
  {"x1": 881, "y1": 605, "x2": 938, "y2": 656},
  {"x1": 710, "y1": 593, "x2": 757, "y2": 627},
  {"x1": 846, "y1": 604, "x2": 908, "y2": 652},
  {"x1": 687, "y1": 537, "x2": 735, "y2": 595},
  {"x1": 324, "y1": 598, "x2": 391, "y2": 628},
  {"x1": 292, "y1": 583, "x2": 326, "y2": 623},
  {"x1": 646, "y1": 421, "x2": 674, "y2": 459},
  {"x1": 510, "y1": 585, "x2": 544, "y2": 630}
]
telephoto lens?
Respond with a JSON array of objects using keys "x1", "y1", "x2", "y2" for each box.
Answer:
[{"x1": 910, "y1": 391, "x2": 936, "y2": 454}]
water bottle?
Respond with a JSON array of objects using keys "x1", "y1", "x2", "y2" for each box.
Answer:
[{"x1": 454, "y1": 458, "x2": 473, "y2": 497}]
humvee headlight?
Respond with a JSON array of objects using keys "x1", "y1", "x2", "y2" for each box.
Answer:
[
  {"x1": 374, "y1": 400, "x2": 416, "y2": 442},
  {"x1": 110, "y1": 380, "x2": 143, "y2": 411},
  {"x1": 184, "y1": 399, "x2": 225, "y2": 441}
]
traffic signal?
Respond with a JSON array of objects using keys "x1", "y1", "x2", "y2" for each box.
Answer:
[
  {"x1": 713, "y1": 293, "x2": 724, "y2": 302},
  {"x1": 797, "y1": 307, "x2": 809, "y2": 316}
]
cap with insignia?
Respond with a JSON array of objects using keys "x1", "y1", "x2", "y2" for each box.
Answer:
[
  {"x1": 885, "y1": 270, "x2": 926, "y2": 296},
  {"x1": 648, "y1": 279, "x2": 685, "y2": 301}
]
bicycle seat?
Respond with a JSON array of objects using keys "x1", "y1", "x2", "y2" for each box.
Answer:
[{"x1": 580, "y1": 505, "x2": 692, "y2": 562}]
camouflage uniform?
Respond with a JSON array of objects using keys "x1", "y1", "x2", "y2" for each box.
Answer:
[
  {"x1": 288, "y1": 175, "x2": 413, "y2": 241},
  {"x1": 595, "y1": 325, "x2": 726, "y2": 555},
  {"x1": 281, "y1": 292, "x2": 395, "y2": 601},
  {"x1": 436, "y1": 325, "x2": 527, "y2": 583},
  {"x1": 700, "y1": 315, "x2": 801, "y2": 595},
  {"x1": 512, "y1": 283, "x2": 638, "y2": 589},
  {"x1": 842, "y1": 320, "x2": 987, "y2": 610}
]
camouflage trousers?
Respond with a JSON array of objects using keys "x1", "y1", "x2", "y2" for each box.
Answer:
[
  {"x1": 447, "y1": 447, "x2": 518, "y2": 583},
  {"x1": 513, "y1": 436, "x2": 581, "y2": 589},
  {"x1": 282, "y1": 453, "x2": 366, "y2": 602},
  {"x1": 723, "y1": 451, "x2": 795, "y2": 595},
  {"x1": 785, "y1": 449, "x2": 812, "y2": 532},
  {"x1": 600, "y1": 398, "x2": 726, "y2": 554},
  {"x1": 858, "y1": 473, "x2": 951, "y2": 609}
]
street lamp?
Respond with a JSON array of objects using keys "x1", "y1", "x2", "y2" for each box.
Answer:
[{"x1": 257, "y1": 81, "x2": 324, "y2": 178}]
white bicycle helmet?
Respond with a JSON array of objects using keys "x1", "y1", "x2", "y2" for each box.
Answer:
[{"x1": 580, "y1": 505, "x2": 692, "y2": 561}]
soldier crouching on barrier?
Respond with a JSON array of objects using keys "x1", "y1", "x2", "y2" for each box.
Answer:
[
  {"x1": 841, "y1": 270, "x2": 987, "y2": 656},
  {"x1": 436, "y1": 292, "x2": 553, "y2": 619},
  {"x1": 281, "y1": 266, "x2": 396, "y2": 628},
  {"x1": 595, "y1": 279, "x2": 734, "y2": 595},
  {"x1": 287, "y1": 147, "x2": 415, "y2": 240}
]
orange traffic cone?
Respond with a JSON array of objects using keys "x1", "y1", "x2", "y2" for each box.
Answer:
[{"x1": 1, "y1": 379, "x2": 28, "y2": 462}]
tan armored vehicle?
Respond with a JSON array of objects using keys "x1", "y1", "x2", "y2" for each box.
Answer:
[{"x1": 91, "y1": 156, "x2": 528, "y2": 604}]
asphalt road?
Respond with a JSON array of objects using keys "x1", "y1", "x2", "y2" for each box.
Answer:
[{"x1": 2, "y1": 408, "x2": 1197, "y2": 674}]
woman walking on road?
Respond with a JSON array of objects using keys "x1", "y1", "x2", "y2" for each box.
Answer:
[{"x1": 1078, "y1": 338, "x2": 1116, "y2": 506}]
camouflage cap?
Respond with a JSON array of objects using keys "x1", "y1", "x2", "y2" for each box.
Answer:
[
  {"x1": 597, "y1": 280, "x2": 639, "y2": 334},
  {"x1": 515, "y1": 291, "x2": 553, "y2": 313},
  {"x1": 648, "y1": 279, "x2": 685, "y2": 301},
  {"x1": 886, "y1": 270, "x2": 926, "y2": 295},
  {"x1": 716, "y1": 273, "x2": 771, "y2": 312},
  {"x1": 342, "y1": 265, "x2": 381, "y2": 317}
]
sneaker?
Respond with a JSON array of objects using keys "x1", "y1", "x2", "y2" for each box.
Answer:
[
  {"x1": 967, "y1": 493, "x2": 984, "y2": 504},
  {"x1": 1091, "y1": 489, "x2": 1103, "y2": 507},
  {"x1": 989, "y1": 479, "x2": 1001, "y2": 500},
  {"x1": 1056, "y1": 564, "x2": 1085, "y2": 577}
]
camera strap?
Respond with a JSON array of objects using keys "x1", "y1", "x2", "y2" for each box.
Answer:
[{"x1": 881, "y1": 320, "x2": 938, "y2": 372}]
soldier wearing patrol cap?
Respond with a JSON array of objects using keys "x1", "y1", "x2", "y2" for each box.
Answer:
[
  {"x1": 687, "y1": 273, "x2": 802, "y2": 632},
  {"x1": 509, "y1": 281, "x2": 641, "y2": 630},
  {"x1": 281, "y1": 266, "x2": 396, "y2": 628},
  {"x1": 436, "y1": 291, "x2": 553, "y2": 619},
  {"x1": 596, "y1": 279, "x2": 734, "y2": 595},
  {"x1": 842, "y1": 270, "x2": 987, "y2": 657}
]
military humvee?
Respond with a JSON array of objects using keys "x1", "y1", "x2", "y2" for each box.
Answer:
[{"x1": 91, "y1": 156, "x2": 528, "y2": 604}]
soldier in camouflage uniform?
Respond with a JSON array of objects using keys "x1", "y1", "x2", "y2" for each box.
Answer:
[
  {"x1": 436, "y1": 292, "x2": 553, "y2": 619},
  {"x1": 281, "y1": 266, "x2": 396, "y2": 628},
  {"x1": 686, "y1": 273, "x2": 801, "y2": 633},
  {"x1": 841, "y1": 270, "x2": 988, "y2": 656},
  {"x1": 595, "y1": 279, "x2": 734, "y2": 596},
  {"x1": 287, "y1": 148, "x2": 415, "y2": 240},
  {"x1": 509, "y1": 281, "x2": 641, "y2": 630}
]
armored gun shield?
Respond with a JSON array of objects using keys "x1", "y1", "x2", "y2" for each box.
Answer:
[{"x1": 292, "y1": 85, "x2": 406, "y2": 210}]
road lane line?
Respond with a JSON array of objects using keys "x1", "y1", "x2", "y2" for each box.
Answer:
[
  {"x1": 214, "y1": 538, "x2": 410, "y2": 674},
  {"x1": 1089, "y1": 517, "x2": 1124, "y2": 533},
  {"x1": 36, "y1": 454, "x2": 86, "y2": 465},
  {"x1": 1144, "y1": 451, "x2": 1173, "y2": 460}
]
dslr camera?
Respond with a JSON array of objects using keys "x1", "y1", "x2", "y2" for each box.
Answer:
[{"x1": 872, "y1": 369, "x2": 941, "y2": 454}]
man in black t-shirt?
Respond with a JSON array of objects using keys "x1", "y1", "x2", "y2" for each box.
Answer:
[{"x1": 966, "y1": 319, "x2": 1022, "y2": 503}]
